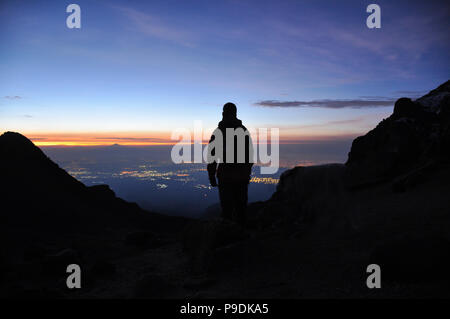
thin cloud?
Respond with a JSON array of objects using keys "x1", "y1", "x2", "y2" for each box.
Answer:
[
  {"x1": 114, "y1": 6, "x2": 195, "y2": 47},
  {"x1": 254, "y1": 98, "x2": 395, "y2": 109},
  {"x1": 276, "y1": 118, "x2": 365, "y2": 130},
  {"x1": 393, "y1": 90, "x2": 427, "y2": 98},
  {"x1": 4, "y1": 96, "x2": 22, "y2": 100},
  {"x1": 358, "y1": 96, "x2": 395, "y2": 100}
]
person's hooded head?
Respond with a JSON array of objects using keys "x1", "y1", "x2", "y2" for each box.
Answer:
[
  {"x1": 222, "y1": 102, "x2": 237, "y2": 120},
  {"x1": 219, "y1": 102, "x2": 242, "y2": 129}
]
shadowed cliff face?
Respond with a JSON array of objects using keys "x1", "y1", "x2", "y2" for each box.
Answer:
[
  {"x1": 253, "y1": 79, "x2": 450, "y2": 232},
  {"x1": 345, "y1": 80, "x2": 450, "y2": 188},
  {"x1": 238, "y1": 80, "x2": 450, "y2": 295},
  {"x1": 264, "y1": 81, "x2": 450, "y2": 235}
]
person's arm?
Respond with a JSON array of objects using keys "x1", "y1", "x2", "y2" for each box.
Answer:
[
  {"x1": 207, "y1": 163, "x2": 217, "y2": 186},
  {"x1": 245, "y1": 128, "x2": 254, "y2": 181},
  {"x1": 206, "y1": 134, "x2": 218, "y2": 187}
]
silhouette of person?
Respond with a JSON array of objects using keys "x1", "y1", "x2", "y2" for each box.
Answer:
[{"x1": 207, "y1": 102, "x2": 253, "y2": 225}]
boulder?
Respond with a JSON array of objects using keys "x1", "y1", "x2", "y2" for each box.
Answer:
[
  {"x1": 268, "y1": 164, "x2": 347, "y2": 228},
  {"x1": 393, "y1": 98, "x2": 420, "y2": 119}
]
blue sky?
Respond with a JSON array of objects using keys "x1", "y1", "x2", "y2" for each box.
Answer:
[{"x1": 0, "y1": 0, "x2": 449, "y2": 144}]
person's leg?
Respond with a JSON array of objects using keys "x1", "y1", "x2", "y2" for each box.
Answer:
[
  {"x1": 218, "y1": 183, "x2": 233, "y2": 220},
  {"x1": 234, "y1": 182, "x2": 248, "y2": 226}
]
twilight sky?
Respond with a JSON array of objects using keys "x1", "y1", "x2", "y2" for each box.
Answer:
[{"x1": 0, "y1": 0, "x2": 449, "y2": 145}]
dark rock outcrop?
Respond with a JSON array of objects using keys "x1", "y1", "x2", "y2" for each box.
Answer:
[
  {"x1": 244, "y1": 164, "x2": 347, "y2": 234},
  {"x1": 370, "y1": 236, "x2": 450, "y2": 283},
  {"x1": 345, "y1": 80, "x2": 450, "y2": 188}
]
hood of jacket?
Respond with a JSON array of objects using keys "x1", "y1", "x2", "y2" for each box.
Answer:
[{"x1": 218, "y1": 117, "x2": 243, "y2": 130}]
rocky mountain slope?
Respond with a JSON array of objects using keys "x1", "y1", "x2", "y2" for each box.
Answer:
[
  {"x1": 184, "y1": 80, "x2": 450, "y2": 298},
  {"x1": 1, "y1": 80, "x2": 450, "y2": 298},
  {"x1": 0, "y1": 132, "x2": 189, "y2": 298},
  {"x1": 236, "y1": 80, "x2": 450, "y2": 296},
  {"x1": 345, "y1": 80, "x2": 450, "y2": 188}
]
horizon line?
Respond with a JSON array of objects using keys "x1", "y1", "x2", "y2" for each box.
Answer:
[{"x1": 1, "y1": 131, "x2": 359, "y2": 147}]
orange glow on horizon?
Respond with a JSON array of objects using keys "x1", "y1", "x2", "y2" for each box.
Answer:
[
  {"x1": 16, "y1": 131, "x2": 359, "y2": 147},
  {"x1": 33, "y1": 141, "x2": 182, "y2": 146},
  {"x1": 25, "y1": 131, "x2": 180, "y2": 146}
]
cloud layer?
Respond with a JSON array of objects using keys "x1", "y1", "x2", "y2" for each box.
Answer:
[{"x1": 254, "y1": 98, "x2": 395, "y2": 109}]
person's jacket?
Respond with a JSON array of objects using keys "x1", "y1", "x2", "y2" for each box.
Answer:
[{"x1": 207, "y1": 116, "x2": 253, "y2": 184}]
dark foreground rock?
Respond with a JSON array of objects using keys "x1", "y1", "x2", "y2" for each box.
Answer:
[
  {"x1": 125, "y1": 231, "x2": 164, "y2": 249},
  {"x1": 133, "y1": 274, "x2": 177, "y2": 299},
  {"x1": 182, "y1": 220, "x2": 248, "y2": 274},
  {"x1": 370, "y1": 236, "x2": 450, "y2": 283}
]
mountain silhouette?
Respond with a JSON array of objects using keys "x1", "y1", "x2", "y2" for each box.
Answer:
[
  {"x1": 0, "y1": 131, "x2": 187, "y2": 229},
  {"x1": 1, "y1": 80, "x2": 450, "y2": 298},
  {"x1": 0, "y1": 132, "x2": 189, "y2": 298}
]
